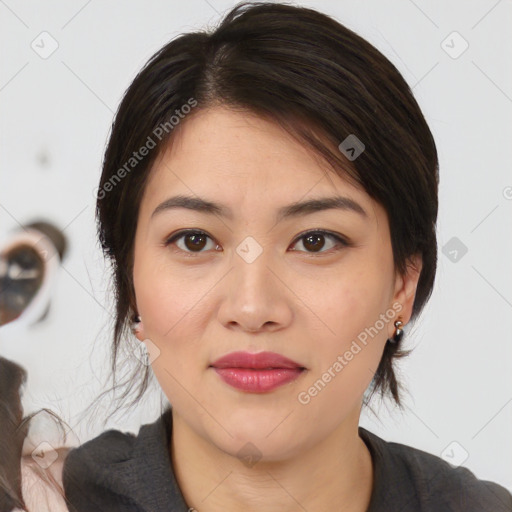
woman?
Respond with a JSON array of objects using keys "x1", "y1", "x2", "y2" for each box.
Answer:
[{"x1": 10, "y1": 1, "x2": 512, "y2": 511}]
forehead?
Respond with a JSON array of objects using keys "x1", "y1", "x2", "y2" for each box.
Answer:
[{"x1": 141, "y1": 106, "x2": 378, "y2": 222}]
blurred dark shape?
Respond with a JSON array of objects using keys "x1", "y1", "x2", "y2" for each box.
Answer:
[
  {"x1": 0, "y1": 245, "x2": 45, "y2": 326},
  {"x1": 24, "y1": 221, "x2": 67, "y2": 262},
  {"x1": 0, "y1": 220, "x2": 67, "y2": 327}
]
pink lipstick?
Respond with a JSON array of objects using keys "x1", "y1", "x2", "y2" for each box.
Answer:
[{"x1": 210, "y1": 351, "x2": 306, "y2": 393}]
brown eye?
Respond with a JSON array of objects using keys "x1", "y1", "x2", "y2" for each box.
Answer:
[
  {"x1": 290, "y1": 230, "x2": 348, "y2": 254},
  {"x1": 165, "y1": 230, "x2": 217, "y2": 254},
  {"x1": 182, "y1": 232, "x2": 208, "y2": 252},
  {"x1": 165, "y1": 229, "x2": 348, "y2": 256},
  {"x1": 302, "y1": 233, "x2": 326, "y2": 252}
]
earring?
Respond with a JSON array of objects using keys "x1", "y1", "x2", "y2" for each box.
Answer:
[
  {"x1": 131, "y1": 314, "x2": 141, "y2": 334},
  {"x1": 388, "y1": 318, "x2": 404, "y2": 344}
]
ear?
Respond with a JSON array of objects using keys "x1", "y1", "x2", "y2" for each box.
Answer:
[
  {"x1": 131, "y1": 310, "x2": 147, "y2": 342},
  {"x1": 390, "y1": 253, "x2": 423, "y2": 331},
  {"x1": 134, "y1": 319, "x2": 147, "y2": 342}
]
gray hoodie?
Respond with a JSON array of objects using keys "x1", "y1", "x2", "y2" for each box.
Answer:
[{"x1": 62, "y1": 407, "x2": 512, "y2": 511}]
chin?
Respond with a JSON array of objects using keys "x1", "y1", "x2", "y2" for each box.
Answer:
[{"x1": 204, "y1": 414, "x2": 305, "y2": 461}]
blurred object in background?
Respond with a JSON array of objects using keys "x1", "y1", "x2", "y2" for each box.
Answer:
[
  {"x1": 0, "y1": 221, "x2": 67, "y2": 333},
  {"x1": 15, "y1": 408, "x2": 75, "y2": 512},
  {"x1": 1, "y1": 220, "x2": 71, "y2": 511},
  {"x1": 0, "y1": 358, "x2": 74, "y2": 512}
]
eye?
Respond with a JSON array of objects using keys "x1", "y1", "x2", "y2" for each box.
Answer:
[
  {"x1": 164, "y1": 229, "x2": 219, "y2": 255},
  {"x1": 164, "y1": 229, "x2": 349, "y2": 256},
  {"x1": 289, "y1": 230, "x2": 349, "y2": 254}
]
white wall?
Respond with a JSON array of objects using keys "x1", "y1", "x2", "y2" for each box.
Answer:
[{"x1": 1, "y1": 0, "x2": 510, "y2": 492}]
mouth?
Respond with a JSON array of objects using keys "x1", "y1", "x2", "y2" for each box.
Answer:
[{"x1": 209, "y1": 351, "x2": 306, "y2": 393}]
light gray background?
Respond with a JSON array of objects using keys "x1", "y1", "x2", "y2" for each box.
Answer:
[{"x1": 1, "y1": 0, "x2": 511, "y2": 492}]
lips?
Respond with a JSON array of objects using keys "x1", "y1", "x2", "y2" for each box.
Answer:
[
  {"x1": 210, "y1": 351, "x2": 306, "y2": 393},
  {"x1": 210, "y1": 351, "x2": 304, "y2": 370}
]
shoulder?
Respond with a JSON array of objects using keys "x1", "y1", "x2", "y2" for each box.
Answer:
[
  {"x1": 64, "y1": 427, "x2": 137, "y2": 467},
  {"x1": 62, "y1": 411, "x2": 179, "y2": 511},
  {"x1": 18, "y1": 431, "x2": 135, "y2": 512},
  {"x1": 62, "y1": 426, "x2": 140, "y2": 509},
  {"x1": 359, "y1": 427, "x2": 512, "y2": 511},
  {"x1": 389, "y1": 439, "x2": 512, "y2": 510}
]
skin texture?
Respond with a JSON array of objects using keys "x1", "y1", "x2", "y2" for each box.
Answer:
[{"x1": 133, "y1": 106, "x2": 422, "y2": 512}]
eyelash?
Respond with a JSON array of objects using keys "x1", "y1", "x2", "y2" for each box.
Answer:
[{"x1": 163, "y1": 229, "x2": 350, "y2": 257}]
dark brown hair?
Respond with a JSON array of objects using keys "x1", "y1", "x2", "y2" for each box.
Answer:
[{"x1": 92, "y1": 1, "x2": 438, "y2": 420}]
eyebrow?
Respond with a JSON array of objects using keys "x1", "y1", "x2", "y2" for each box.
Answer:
[{"x1": 151, "y1": 194, "x2": 368, "y2": 222}]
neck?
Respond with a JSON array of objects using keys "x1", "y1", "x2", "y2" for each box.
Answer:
[{"x1": 170, "y1": 407, "x2": 374, "y2": 512}]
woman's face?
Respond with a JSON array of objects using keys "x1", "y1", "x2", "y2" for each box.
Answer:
[{"x1": 133, "y1": 106, "x2": 421, "y2": 460}]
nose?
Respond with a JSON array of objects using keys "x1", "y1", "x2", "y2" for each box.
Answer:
[{"x1": 216, "y1": 241, "x2": 293, "y2": 334}]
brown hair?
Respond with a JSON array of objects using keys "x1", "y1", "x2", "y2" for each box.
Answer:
[
  {"x1": 0, "y1": 355, "x2": 74, "y2": 511},
  {"x1": 0, "y1": 357, "x2": 28, "y2": 510},
  {"x1": 92, "y1": 1, "x2": 438, "y2": 421}
]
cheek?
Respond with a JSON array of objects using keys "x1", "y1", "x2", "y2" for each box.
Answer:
[
  {"x1": 306, "y1": 258, "x2": 393, "y2": 377},
  {"x1": 295, "y1": 274, "x2": 391, "y2": 418},
  {"x1": 317, "y1": 261, "x2": 390, "y2": 329},
  {"x1": 133, "y1": 244, "x2": 206, "y2": 335},
  {"x1": 132, "y1": 251, "x2": 216, "y2": 402},
  {"x1": 133, "y1": 255, "x2": 207, "y2": 403}
]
